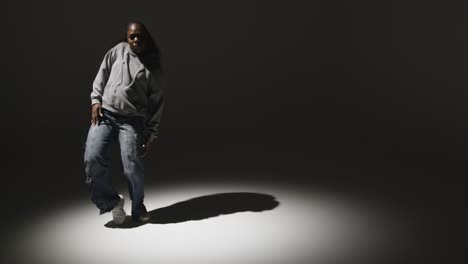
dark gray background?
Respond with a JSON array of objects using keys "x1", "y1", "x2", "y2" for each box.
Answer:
[{"x1": 1, "y1": 0, "x2": 466, "y2": 262}]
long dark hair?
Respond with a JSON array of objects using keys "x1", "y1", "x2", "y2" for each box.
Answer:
[{"x1": 117, "y1": 20, "x2": 162, "y2": 74}]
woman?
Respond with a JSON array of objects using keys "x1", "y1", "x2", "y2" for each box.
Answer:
[{"x1": 83, "y1": 21, "x2": 164, "y2": 224}]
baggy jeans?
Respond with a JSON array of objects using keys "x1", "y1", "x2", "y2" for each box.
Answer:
[{"x1": 84, "y1": 108, "x2": 147, "y2": 219}]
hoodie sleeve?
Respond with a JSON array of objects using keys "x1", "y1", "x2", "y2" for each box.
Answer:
[
  {"x1": 90, "y1": 44, "x2": 119, "y2": 105},
  {"x1": 144, "y1": 69, "x2": 165, "y2": 143}
]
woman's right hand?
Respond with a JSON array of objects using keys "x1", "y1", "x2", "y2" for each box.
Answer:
[{"x1": 91, "y1": 103, "x2": 103, "y2": 126}]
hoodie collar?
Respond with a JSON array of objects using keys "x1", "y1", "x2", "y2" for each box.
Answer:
[{"x1": 127, "y1": 43, "x2": 137, "y2": 57}]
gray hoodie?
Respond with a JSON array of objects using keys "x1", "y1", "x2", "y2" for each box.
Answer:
[{"x1": 91, "y1": 42, "x2": 164, "y2": 142}]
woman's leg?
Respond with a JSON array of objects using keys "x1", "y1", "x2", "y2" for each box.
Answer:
[
  {"x1": 117, "y1": 117, "x2": 147, "y2": 219},
  {"x1": 84, "y1": 116, "x2": 120, "y2": 214}
]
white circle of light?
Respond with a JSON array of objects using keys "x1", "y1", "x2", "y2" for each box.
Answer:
[{"x1": 9, "y1": 182, "x2": 392, "y2": 264}]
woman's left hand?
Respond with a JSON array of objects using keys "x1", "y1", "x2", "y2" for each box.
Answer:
[{"x1": 142, "y1": 139, "x2": 153, "y2": 158}]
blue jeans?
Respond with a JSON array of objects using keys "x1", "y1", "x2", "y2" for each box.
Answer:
[{"x1": 84, "y1": 108, "x2": 147, "y2": 219}]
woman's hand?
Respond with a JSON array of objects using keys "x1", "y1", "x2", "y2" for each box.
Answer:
[
  {"x1": 142, "y1": 139, "x2": 154, "y2": 158},
  {"x1": 91, "y1": 103, "x2": 103, "y2": 126}
]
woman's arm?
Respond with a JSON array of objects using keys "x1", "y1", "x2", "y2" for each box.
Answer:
[
  {"x1": 90, "y1": 45, "x2": 119, "y2": 105},
  {"x1": 144, "y1": 69, "x2": 165, "y2": 144}
]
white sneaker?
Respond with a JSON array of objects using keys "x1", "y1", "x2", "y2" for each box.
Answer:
[{"x1": 111, "y1": 194, "x2": 126, "y2": 224}]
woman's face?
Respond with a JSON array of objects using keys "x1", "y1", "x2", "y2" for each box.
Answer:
[{"x1": 127, "y1": 23, "x2": 146, "y2": 55}]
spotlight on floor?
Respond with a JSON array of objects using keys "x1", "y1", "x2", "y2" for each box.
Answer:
[{"x1": 6, "y1": 181, "x2": 405, "y2": 264}]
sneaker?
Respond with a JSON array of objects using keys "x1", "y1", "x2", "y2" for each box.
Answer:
[
  {"x1": 137, "y1": 212, "x2": 151, "y2": 222},
  {"x1": 111, "y1": 194, "x2": 126, "y2": 224}
]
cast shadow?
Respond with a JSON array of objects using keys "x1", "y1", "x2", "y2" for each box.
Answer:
[{"x1": 105, "y1": 192, "x2": 279, "y2": 229}]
